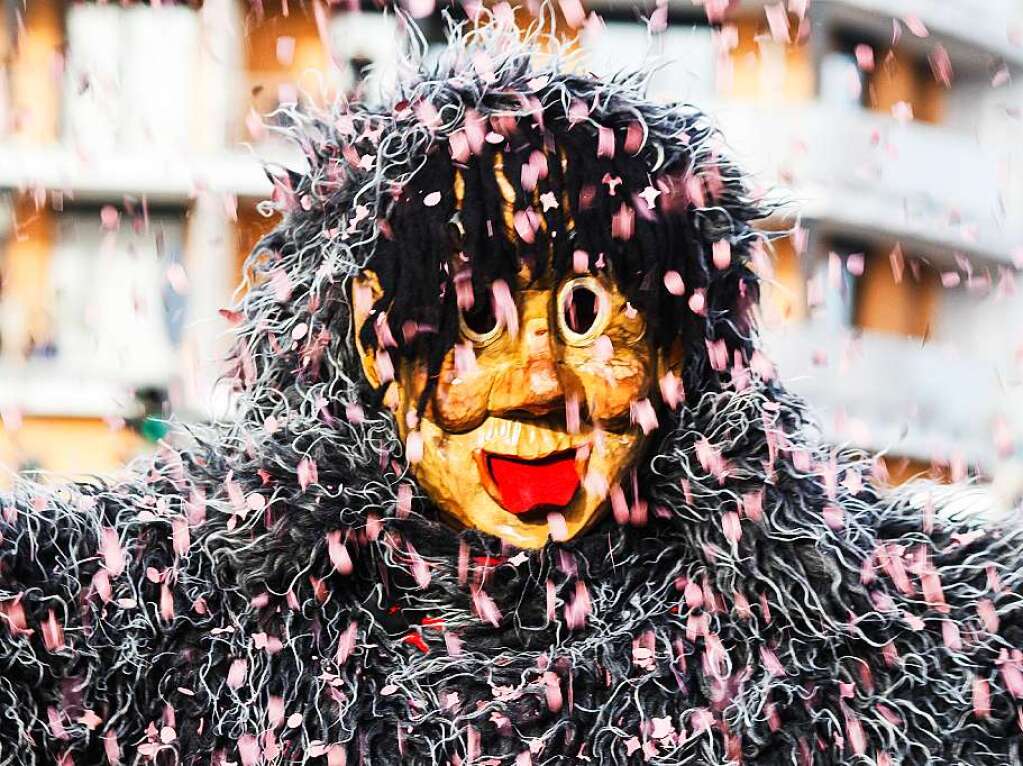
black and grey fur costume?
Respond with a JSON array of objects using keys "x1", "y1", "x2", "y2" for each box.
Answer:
[{"x1": 3, "y1": 16, "x2": 1023, "y2": 766}]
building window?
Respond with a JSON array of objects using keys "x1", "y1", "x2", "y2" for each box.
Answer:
[
  {"x1": 851, "y1": 245, "x2": 939, "y2": 339},
  {"x1": 329, "y1": 10, "x2": 401, "y2": 102},
  {"x1": 48, "y1": 209, "x2": 184, "y2": 384},
  {"x1": 582, "y1": 18, "x2": 716, "y2": 106},
  {"x1": 63, "y1": 2, "x2": 200, "y2": 151},
  {"x1": 819, "y1": 49, "x2": 866, "y2": 109}
]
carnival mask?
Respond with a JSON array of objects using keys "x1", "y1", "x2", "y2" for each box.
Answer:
[{"x1": 355, "y1": 260, "x2": 680, "y2": 548}]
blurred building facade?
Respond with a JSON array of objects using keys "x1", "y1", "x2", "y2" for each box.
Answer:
[{"x1": 0, "y1": 0, "x2": 1021, "y2": 501}]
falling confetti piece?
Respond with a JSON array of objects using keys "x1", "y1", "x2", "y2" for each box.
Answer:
[
  {"x1": 559, "y1": 0, "x2": 586, "y2": 29},
  {"x1": 663, "y1": 270, "x2": 685, "y2": 296},
  {"x1": 903, "y1": 14, "x2": 929, "y2": 37},
  {"x1": 764, "y1": 3, "x2": 790, "y2": 44},
  {"x1": 547, "y1": 511, "x2": 569, "y2": 541}
]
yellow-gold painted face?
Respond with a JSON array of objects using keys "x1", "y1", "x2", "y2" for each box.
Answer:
[{"x1": 354, "y1": 262, "x2": 677, "y2": 548}]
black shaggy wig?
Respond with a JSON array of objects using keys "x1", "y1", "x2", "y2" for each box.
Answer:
[{"x1": 2, "y1": 12, "x2": 1023, "y2": 766}]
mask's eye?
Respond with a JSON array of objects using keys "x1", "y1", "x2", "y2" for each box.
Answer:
[
  {"x1": 557, "y1": 276, "x2": 611, "y2": 346},
  {"x1": 459, "y1": 289, "x2": 503, "y2": 346}
]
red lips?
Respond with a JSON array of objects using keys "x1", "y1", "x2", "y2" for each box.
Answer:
[{"x1": 485, "y1": 451, "x2": 580, "y2": 515}]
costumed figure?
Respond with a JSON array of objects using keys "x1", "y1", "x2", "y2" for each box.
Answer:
[{"x1": 2, "y1": 16, "x2": 1023, "y2": 766}]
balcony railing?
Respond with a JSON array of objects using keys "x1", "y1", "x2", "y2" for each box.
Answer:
[
  {"x1": 815, "y1": 0, "x2": 1023, "y2": 69},
  {"x1": 712, "y1": 101, "x2": 1021, "y2": 265},
  {"x1": 762, "y1": 320, "x2": 1023, "y2": 469}
]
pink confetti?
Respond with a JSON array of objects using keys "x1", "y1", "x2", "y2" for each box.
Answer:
[
  {"x1": 327, "y1": 530, "x2": 354, "y2": 575},
  {"x1": 929, "y1": 45, "x2": 953, "y2": 87},
  {"x1": 854, "y1": 44, "x2": 875, "y2": 72},
  {"x1": 611, "y1": 203, "x2": 635, "y2": 240},
  {"x1": 973, "y1": 676, "x2": 991, "y2": 718},
  {"x1": 596, "y1": 125, "x2": 615, "y2": 159},
  {"x1": 610, "y1": 484, "x2": 630, "y2": 525},
  {"x1": 172, "y1": 517, "x2": 190, "y2": 557},
  {"x1": 513, "y1": 209, "x2": 537, "y2": 244},
  {"x1": 1001, "y1": 651, "x2": 1023, "y2": 698},
  {"x1": 423, "y1": 191, "x2": 442, "y2": 207},
  {"x1": 407, "y1": 542, "x2": 431, "y2": 588},
  {"x1": 978, "y1": 598, "x2": 999, "y2": 633},
  {"x1": 706, "y1": 338, "x2": 728, "y2": 372},
  {"x1": 760, "y1": 645, "x2": 785, "y2": 676},
  {"x1": 93, "y1": 570, "x2": 112, "y2": 603},
  {"x1": 559, "y1": 0, "x2": 586, "y2": 28},
  {"x1": 298, "y1": 457, "x2": 318, "y2": 491},
  {"x1": 42, "y1": 609, "x2": 64, "y2": 651},
  {"x1": 275, "y1": 36, "x2": 296, "y2": 66},
  {"x1": 491, "y1": 280, "x2": 519, "y2": 338},
  {"x1": 639, "y1": 185, "x2": 660, "y2": 210},
  {"x1": 449, "y1": 131, "x2": 470, "y2": 162},
  {"x1": 406, "y1": 430, "x2": 424, "y2": 464},
  {"x1": 444, "y1": 631, "x2": 464, "y2": 657},
  {"x1": 103, "y1": 731, "x2": 121, "y2": 766},
  {"x1": 572, "y1": 250, "x2": 589, "y2": 273},
  {"x1": 722, "y1": 511, "x2": 742, "y2": 543},
  {"x1": 630, "y1": 398, "x2": 659, "y2": 434},
  {"x1": 227, "y1": 659, "x2": 247, "y2": 689},
  {"x1": 543, "y1": 671, "x2": 564, "y2": 712},
  {"x1": 100, "y1": 205, "x2": 120, "y2": 230},
  {"x1": 823, "y1": 504, "x2": 844, "y2": 530},
  {"x1": 238, "y1": 734, "x2": 260, "y2": 766},
  {"x1": 688, "y1": 289, "x2": 707, "y2": 316},
  {"x1": 663, "y1": 270, "x2": 685, "y2": 296},
  {"x1": 764, "y1": 3, "x2": 790, "y2": 44},
  {"x1": 472, "y1": 586, "x2": 502, "y2": 626},
  {"x1": 160, "y1": 583, "x2": 175, "y2": 622},
  {"x1": 397, "y1": 483, "x2": 414, "y2": 519},
  {"x1": 334, "y1": 621, "x2": 358, "y2": 666},
  {"x1": 547, "y1": 511, "x2": 569, "y2": 542},
  {"x1": 903, "y1": 14, "x2": 929, "y2": 37},
  {"x1": 564, "y1": 580, "x2": 591, "y2": 629},
  {"x1": 712, "y1": 240, "x2": 731, "y2": 270},
  {"x1": 659, "y1": 371, "x2": 683, "y2": 410},
  {"x1": 100, "y1": 527, "x2": 126, "y2": 578},
  {"x1": 845, "y1": 711, "x2": 867, "y2": 756},
  {"x1": 891, "y1": 101, "x2": 914, "y2": 123}
]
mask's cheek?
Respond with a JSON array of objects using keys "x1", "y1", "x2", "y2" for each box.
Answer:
[
  {"x1": 562, "y1": 345, "x2": 655, "y2": 425},
  {"x1": 424, "y1": 348, "x2": 497, "y2": 433}
]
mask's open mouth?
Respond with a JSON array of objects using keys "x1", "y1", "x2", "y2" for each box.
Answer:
[{"x1": 478, "y1": 449, "x2": 582, "y2": 516}]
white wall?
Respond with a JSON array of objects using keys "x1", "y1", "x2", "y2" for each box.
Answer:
[
  {"x1": 582, "y1": 20, "x2": 717, "y2": 107},
  {"x1": 63, "y1": 4, "x2": 200, "y2": 152}
]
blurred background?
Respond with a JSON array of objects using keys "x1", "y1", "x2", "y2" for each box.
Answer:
[{"x1": 0, "y1": 0, "x2": 1021, "y2": 513}]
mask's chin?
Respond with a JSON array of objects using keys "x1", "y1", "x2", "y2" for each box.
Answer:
[{"x1": 405, "y1": 413, "x2": 647, "y2": 549}]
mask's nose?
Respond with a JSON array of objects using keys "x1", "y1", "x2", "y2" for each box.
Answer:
[{"x1": 489, "y1": 315, "x2": 564, "y2": 418}]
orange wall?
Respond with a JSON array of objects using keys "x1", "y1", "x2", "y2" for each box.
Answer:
[
  {"x1": 0, "y1": 416, "x2": 144, "y2": 488},
  {"x1": 243, "y1": 3, "x2": 329, "y2": 126},
  {"x1": 758, "y1": 234, "x2": 807, "y2": 325},
  {"x1": 854, "y1": 248, "x2": 938, "y2": 338},
  {"x1": 8, "y1": 0, "x2": 63, "y2": 143},
  {"x1": 726, "y1": 14, "x2": 814, "y2": 103},
  {"x1": 2, "y1": 199, "x2": 54, "y2": 359},
  {"x1": 868, "y1": 48, "x2": 944, "y2": 124}
]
